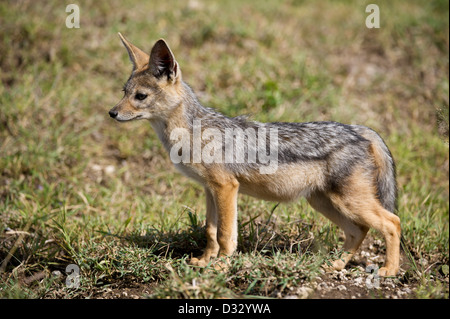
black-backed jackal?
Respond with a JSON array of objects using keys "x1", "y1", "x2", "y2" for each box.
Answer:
[{"x1": 109, "y1": 34, "x2": 401, "y2": 276}]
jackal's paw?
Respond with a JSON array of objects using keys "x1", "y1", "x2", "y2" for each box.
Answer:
[
  {"x1": 321, "y1": 259, "x2": 346, "y2": 273},
  {"x1": 377, "y1": 267, "x2": 398, "y2": 277},
  {"x1": 188, "y1": 256, "x2": 209, "y2": 267},
  {"x1": 331, "y1": 259, "x2": 346, "y2": 271}
]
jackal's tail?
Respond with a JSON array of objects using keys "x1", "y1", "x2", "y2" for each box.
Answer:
[{"x1": 353, "y1": 126, "x2": 398, "y2": 213}]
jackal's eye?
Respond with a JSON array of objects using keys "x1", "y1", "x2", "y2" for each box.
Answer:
[{"x1": 135, "y1": 93, "x2": 148, "y2": 101}]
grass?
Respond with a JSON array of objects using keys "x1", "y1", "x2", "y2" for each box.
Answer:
[{"x1": 0, "y1": 0, "x2": 448, "y2": 299}]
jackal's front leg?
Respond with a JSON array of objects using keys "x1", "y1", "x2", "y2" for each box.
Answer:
[
  {"x1": 214, "y1": 180, "x2": 239, "y2": 259},
  {"x1": 189, "y1": 178, "x2": 239, "y2": 270},
  {"x1": 189, "y1": 188, "x2": 219, "y2": 267}
]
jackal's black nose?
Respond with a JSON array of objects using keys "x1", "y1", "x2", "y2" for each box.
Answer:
[{"x1": 109, "y1": 110, "x2": 118, "y2": 118}]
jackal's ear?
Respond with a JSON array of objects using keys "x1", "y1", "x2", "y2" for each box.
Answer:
[
  {"x1": 149, "y1": 39, "x2": 180, "y2": 81},
  {"x1": 118, "y1": 32, "x2": 149, "y2": 71}
]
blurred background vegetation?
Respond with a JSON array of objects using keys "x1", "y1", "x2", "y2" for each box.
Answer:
[{"x1": 0, "y1": 0, "x2": 448, "y2": 298}]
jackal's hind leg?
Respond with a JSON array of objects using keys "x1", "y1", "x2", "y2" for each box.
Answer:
[{"x1": 307, "y1": 192, "x2": 369, "y2": 272}]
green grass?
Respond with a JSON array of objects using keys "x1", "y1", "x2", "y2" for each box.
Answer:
[{"x1": 0, "y1": 0, "x2": 448, "y2": 299}]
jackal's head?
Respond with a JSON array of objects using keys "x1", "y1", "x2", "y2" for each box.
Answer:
[{"x1": 109, "y1": 33, "x2": 182, "y2": 122}]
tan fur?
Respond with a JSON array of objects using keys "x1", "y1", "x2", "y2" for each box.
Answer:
[
  {"x1": 369, "y1": 141, "x2": 387, "y2": 178},
  {"x1": 237, "y1": 162, "x2": 327, "y2": 202}
]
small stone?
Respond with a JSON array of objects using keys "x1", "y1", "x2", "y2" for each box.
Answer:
[
  {"x1": 336, "y1": 285, "x2": 347, "y2": 291},
  {"x1": 354, "y1": 277, "x2": 364, "y2": 286},
  {"x1": 317, "y1": 282, "x2": 329, "y2": 291},
  {"x1": 91, "y1": 164, "x2": 102, "y2": 171},
  {"x1": 105, "y1": 165, "x2": 115, "y2": 174},
  {"x1": 296, "y1": 287, "x2": 314, "y2": 299}
]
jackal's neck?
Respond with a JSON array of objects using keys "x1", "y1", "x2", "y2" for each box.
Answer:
[
  {"x1": 149, "y1": 81, "x2": 214, "y2": 152},
  {"x1": 178, "y1": 82, "x2": 217, "y2": 124}
]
